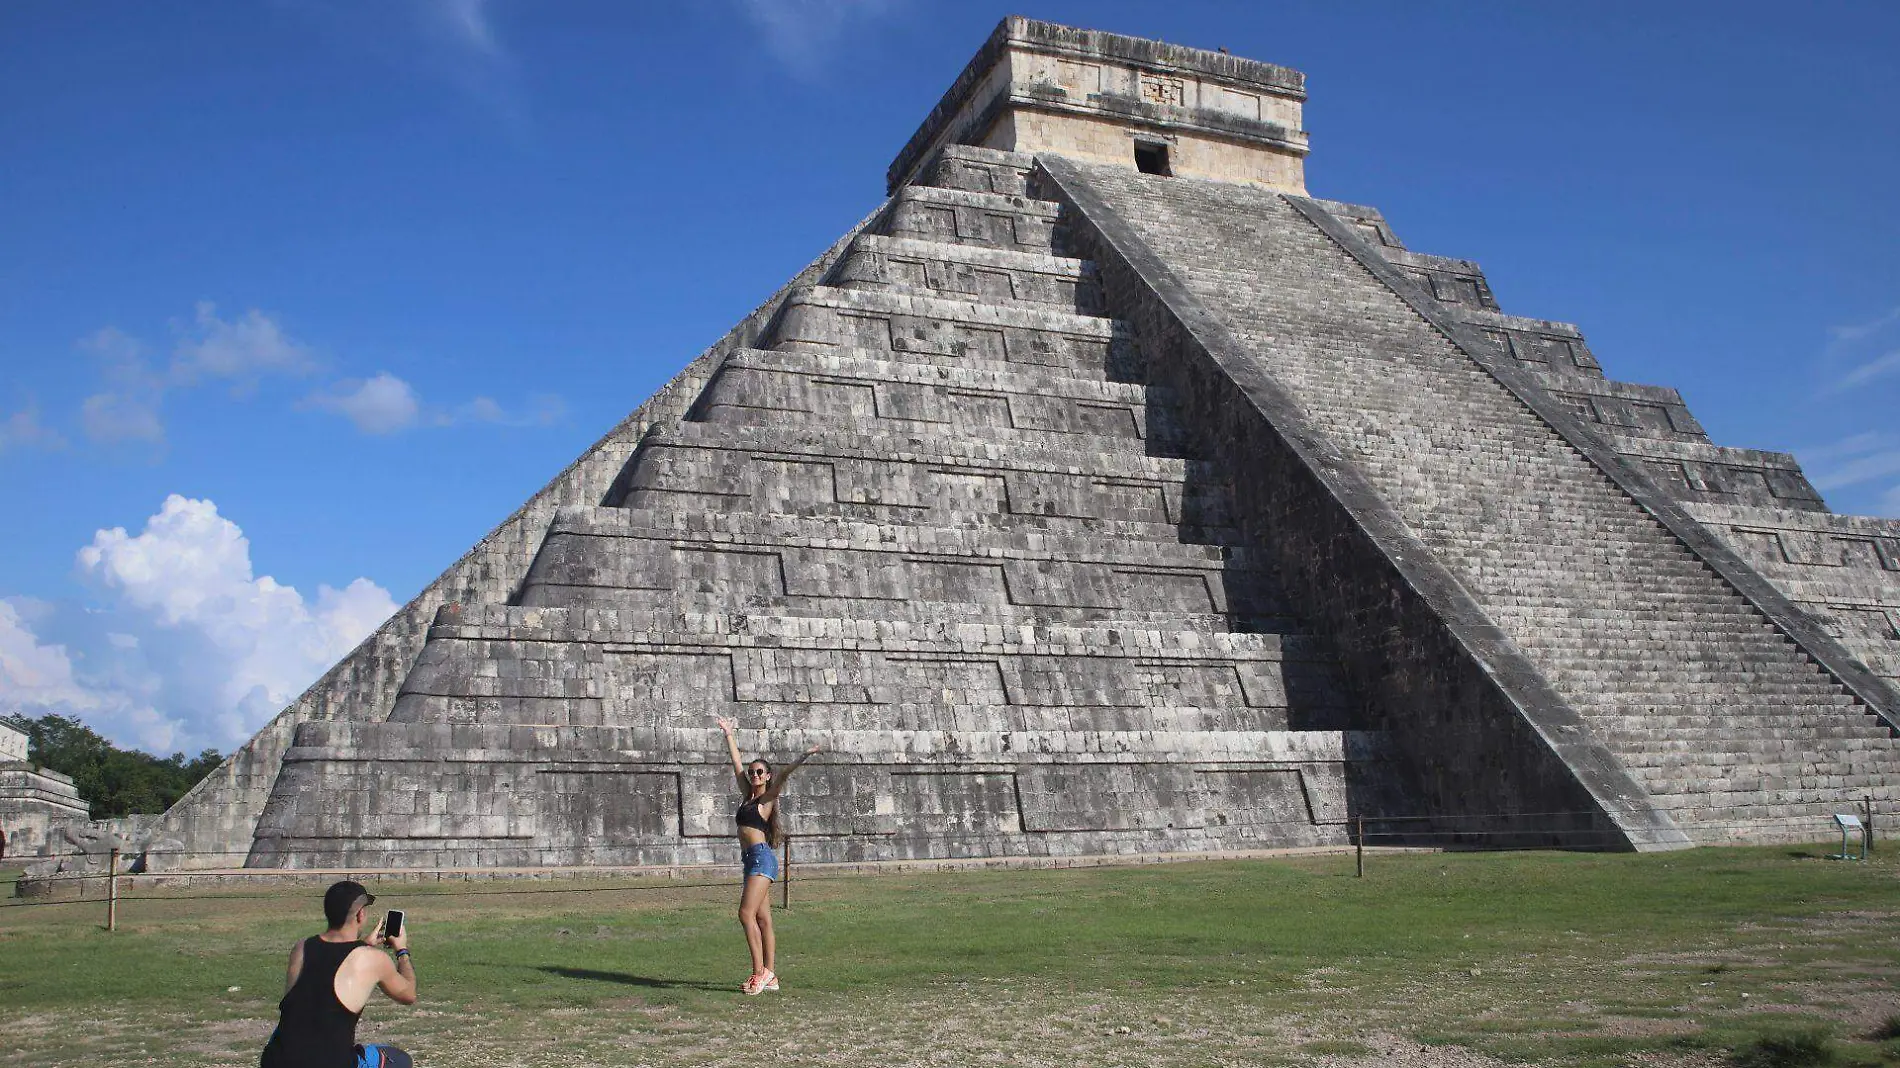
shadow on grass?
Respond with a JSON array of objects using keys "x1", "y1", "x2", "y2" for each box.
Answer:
[{"x1": 535, "y1": 966, "x2": 727, "y2": 992}]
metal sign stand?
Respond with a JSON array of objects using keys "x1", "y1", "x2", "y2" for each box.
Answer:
[{"x1": 1829, "y1": 813, "x2": 1866, "y2": 861}]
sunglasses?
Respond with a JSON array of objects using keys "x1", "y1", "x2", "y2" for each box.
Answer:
[{"x1": 748, "y1": 768, "x2": 771, "y2": 777}]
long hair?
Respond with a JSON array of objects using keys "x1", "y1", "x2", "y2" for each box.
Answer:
[{"x1": 748, "y1": 758, "x2": 782, "y2": 848}]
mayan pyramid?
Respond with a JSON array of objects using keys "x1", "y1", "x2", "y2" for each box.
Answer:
[{"x1": 144, "y1": 18, "x2": 1900, "y2": 870}]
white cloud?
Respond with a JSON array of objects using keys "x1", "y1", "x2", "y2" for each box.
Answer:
[
  {"x1": 78, "y1": 327, "x2": 167, "y2": 446},
  {"x1": 302, "y1": 373, "x2": 563, "y2": 434},
  {"x1": 0, "y1": 496, "x2": 398, "y2": 753},
  {"x1": 172, "y1": 301, "x2": 318, "y2": 385},
  {"x1": 0, "y1": 598, "x2": 178, "y2": 752},
  {"x1": 303, "y1": 372, "x2": 422, "y2": 434},
  {"x1": 1828, "y1": 305, "x2": 1900, "y2": 346},
  {"x1": 1797, "y1": 431, "x2": 1892, "y2": 464},
  {"x1": 73, "y1": 307, "x2": 316, "y2": 447},
  {"x1": 738, "y1": 0, "x2": 901, "y2": 78},
  {"x1": 1796, "y1": 433, "x2": 1900, "y2": 495},
  {"x1": 426, "y1": 0, "x2": 502, "y2": 58},
  {"x1": 1832, "y1": 349, "x2": 1900, "y2": 392},
  {"x1": 452, "y1": 392, "x2": 565, "y2": 427},
  {"x1": 0, "y1": 401, "x2": 66, "y2": 453},
  {"x1": 0, "y1": 601, "x2": 104, "y2": 715},
  {"x1": 1813, "y1": 451, "x2": 1900, "y2": 492}
]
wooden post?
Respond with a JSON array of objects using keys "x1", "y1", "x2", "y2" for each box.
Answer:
[
  {"x1": 1355, "y1": 816, "x2": 1365, "y2": 878},
  {"x1": 780, "y1": 835, "x2": 791, "y2": 910},
  {"x1": 106, "y1": 848, "x2": 120, "y2": 932},
  {"x1": 1865, "y1": 795, "x2": 1875, "y2": 853}
]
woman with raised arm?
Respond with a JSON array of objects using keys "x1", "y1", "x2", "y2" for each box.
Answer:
[{"x1": 716, "y1": 716, "x2": 820, "y2": 995}]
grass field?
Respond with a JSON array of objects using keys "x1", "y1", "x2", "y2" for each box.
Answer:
[{"x1": 2, "y1": 845, "x2": 1897, "y2": 1067}]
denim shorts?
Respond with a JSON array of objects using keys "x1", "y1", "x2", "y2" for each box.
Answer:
[
  {"x1": 355, "y1": 1045, "x2": 412, "y2": 1068},
  {"x1": 742, "y1": 841, "x2": 779, "y2": 881}
]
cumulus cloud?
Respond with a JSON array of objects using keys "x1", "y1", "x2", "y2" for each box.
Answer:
[
  {"x1": 302, "y1": 372, "x2": 422, "y2": 434},
  {"x1": 0, "y1": 600, "x2": 104, "y2": 717},
  {"x1": 172, "y1": 301, "x2": 318, "y2": 386},
  {"x1": 0, "y1": 496, "x2": 397, "y2": 753},
  {"x1": 738, "y1": 0, "x2": 902, "y2": 78}
]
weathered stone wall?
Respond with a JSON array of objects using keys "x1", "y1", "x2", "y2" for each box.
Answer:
[
  {"x1": 0, "y1": 762, "x2": 89, "y2": 857},
  {"x1": 887, "y1": 17, "x2": 1308, "y2": 194},
  {"x1": 0, "y1": 723, "x2": 26, "y2": 763}
]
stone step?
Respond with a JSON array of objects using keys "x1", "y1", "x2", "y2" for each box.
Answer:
[
  {"x1": 695, "y1": 347, "x2": 1181, "y2": 449},
  {"x1": 428, "y1": 603, "x2": 1327, "y2": 656},
  {"x1": 834, "y1": 234, "x2": 1104, "y2": 316},
  {"x1": 1603, "y1": 727, "x2": 1894, "y2": 747},
  {"x1": 1650, "y1": 779, "x2": 1900, "y2": 800},
  {"x1": 572, "y1": 503, "x2": 1239, "y2": 557},
  {"x1": 915, "y1": 144, "x2": 1040, "y2": 199},
  {"x1": 768, "y1": 284, "x2": 1137, "y2": 379},
  {"x1": 525, "y1": 588, "x2": 1304, "y2": 636},
  {"x1": 618, "y1": 422, "x2": 1237, "y2": 531},
  {"x1": 1546, "y1": 665, "x2": 1842, "y2": 687},
  {"x1": 391, "y1": 605, "x2": 1360, "y2": 729},
  {"x1": 880, "y1": 184, "x2": 1069, "y2": 256},
  {"x1": 519, "y1": 506, "x2": 1291, "y2": 622},
  {"x1": 1617, "y1": 743, "x2": 1900, "y2": 765}
]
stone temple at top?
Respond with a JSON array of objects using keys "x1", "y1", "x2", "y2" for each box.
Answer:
[{"x1": 141, "y1": 17, "x2": 1900, "y2": 870}]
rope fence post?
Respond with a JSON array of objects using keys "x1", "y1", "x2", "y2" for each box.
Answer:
[
  {"x1": 1865, "y1": 795, "x2": 1875, "y2": 854},
  {"x1": 780, "y1": 834, "x2": 791, "y2": 910},
  {"x1": 106, "y1": 848, "x2": 120, "y2": 932},
  {"x1": 1355, "y1": 816, "x2": 1364, "y2": 878}
]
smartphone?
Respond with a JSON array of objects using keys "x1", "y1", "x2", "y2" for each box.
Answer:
[{"x1": 384, "y1": 910, "x2": 404, "y2": 940}]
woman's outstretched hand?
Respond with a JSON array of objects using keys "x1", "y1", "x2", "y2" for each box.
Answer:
[
  {"x1": 805, "y1": 743, "x2": 823, "y2": 756},
  {"x1": 715, "y1": 717, "x2": 736, "y2": 734}
]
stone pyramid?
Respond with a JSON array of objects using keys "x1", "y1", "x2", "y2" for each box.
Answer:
[{"x1": 147, "y1": 18, "x2": 1900, "y2": 870}]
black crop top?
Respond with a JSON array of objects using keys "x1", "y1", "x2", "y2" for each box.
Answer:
[{"x1": 737, "y1": 796, "x2": 770, "y2": 834}]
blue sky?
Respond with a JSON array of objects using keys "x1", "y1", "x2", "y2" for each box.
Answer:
[{"x1": 2, "y1": 1, "x2": 1897, "y2": 755}]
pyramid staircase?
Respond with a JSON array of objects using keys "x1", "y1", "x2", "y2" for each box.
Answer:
[{"x1": 1042, "y1": 158, "x2": 1900, "y2": 845}]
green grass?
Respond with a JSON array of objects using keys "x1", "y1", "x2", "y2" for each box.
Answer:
[{"x1": 3, "y1": 846, "x2": 1899, "y2": 1066}]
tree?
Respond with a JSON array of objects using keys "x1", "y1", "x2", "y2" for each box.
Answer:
[{"x1": 0, "y1": 713, "x2": 223, "y2": 818}]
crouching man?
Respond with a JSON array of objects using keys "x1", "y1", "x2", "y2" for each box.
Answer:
[{"x1": 261, "y1": 880, "x2": 418, "y2": 1068}]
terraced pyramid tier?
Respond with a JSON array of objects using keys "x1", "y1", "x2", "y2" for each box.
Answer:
[{"x1": 246, "y1": 143, "x2": 1418, "y2": 868}]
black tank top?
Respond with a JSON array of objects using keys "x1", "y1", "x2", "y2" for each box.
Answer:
[
  {"x1": 737, "y1": 796, "x2": 770, "y2": 834},
  {"x1": 260, "y1": 937, "x2": 366, "y2": 1068}
]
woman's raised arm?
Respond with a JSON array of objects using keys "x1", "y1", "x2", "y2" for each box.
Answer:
[
  {"x1": 761, "y1": 743, "x2": 822, "y2": 803},
  {"x1": 715, "y1": 717, "x2": 747, "y2": 791}
]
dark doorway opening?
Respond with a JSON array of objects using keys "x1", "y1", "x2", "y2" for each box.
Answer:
[{"x1": 1134, "y1": 141, "x2": 1172, "y2": 176}]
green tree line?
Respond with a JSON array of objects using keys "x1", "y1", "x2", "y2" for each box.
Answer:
[{"x1": 2, "y1": 713, "x2": 222, "y2": 818}]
